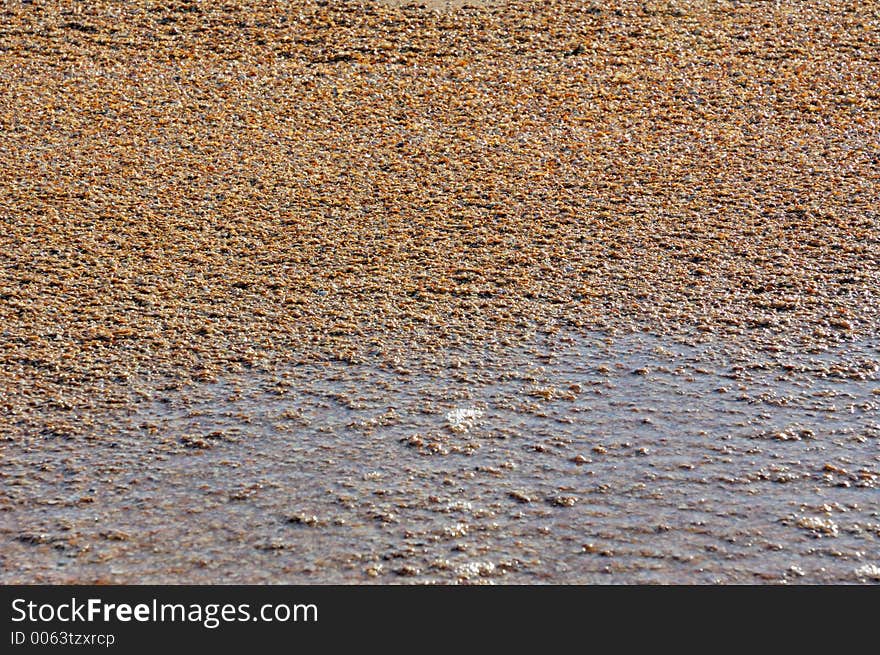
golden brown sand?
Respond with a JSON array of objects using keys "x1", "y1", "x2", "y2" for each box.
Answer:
[
  {"x1": 381, "y1": 0, "x2": 498, "y2": 9},
  {"x1": 1, "y1": 0, "x2": 878, "y2": 433},
  {"x1": 1, "y1": 1, "x2": 880, "y2": 585}
]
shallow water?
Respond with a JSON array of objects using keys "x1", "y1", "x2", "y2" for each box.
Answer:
[{"x1": 2, "y1": 330, "x2": 879, "y2": 583}]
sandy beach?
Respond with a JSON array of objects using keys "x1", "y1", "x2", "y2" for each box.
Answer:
[{"x1": 1, "y1": 0, "x2": 878, "y2": 583}]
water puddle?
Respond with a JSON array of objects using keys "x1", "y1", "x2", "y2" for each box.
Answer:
[{"x1": 3, "y1": 331, "x2": 879, "y2": 583}]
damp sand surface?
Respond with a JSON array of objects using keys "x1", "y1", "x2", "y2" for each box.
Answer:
[
  {"x1": 3, "y1": 331, "x2": 879, "y2": 584},
  {"x1": 2, "y1": 1, "x2": 880, "y2": 583}
]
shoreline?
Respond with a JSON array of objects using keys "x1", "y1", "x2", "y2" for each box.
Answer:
[{"x1": 2, "y1": 0, "x2": 879, "y2": 584}]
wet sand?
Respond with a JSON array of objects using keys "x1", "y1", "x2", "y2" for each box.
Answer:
[
  {"x1": 1, "y1": 1, "x2": 879, "y2": 583},
  {"x1": 3, "y1": 330, "x2": 879, "y2": 583}
]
